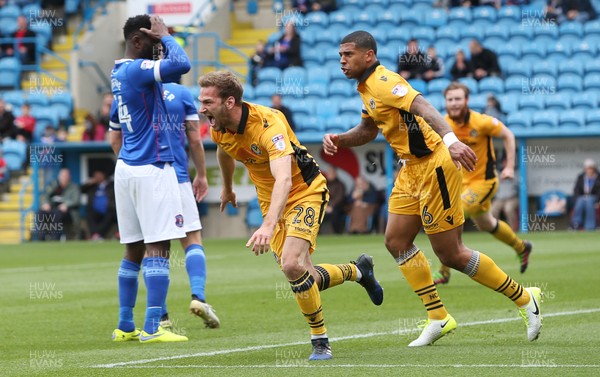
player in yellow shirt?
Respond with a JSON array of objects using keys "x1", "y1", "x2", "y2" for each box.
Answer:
[
  {"x1": 198, "y1": 71, "x2": 383, "y2": 361},
  {"x1": 432, "y1": 83, "x2": 533, "y2": 285},
  {"x1": 323, "y1": 31, "x2": 542, "y2": 346}
]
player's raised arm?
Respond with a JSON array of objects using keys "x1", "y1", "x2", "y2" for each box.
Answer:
[
  {"x1": 410, "y1": 94, "x2": 477, "y2": 172},
  {"x1": 217, "y1": 146, "x2": 237, "y2": 212},
  {"x1": 323, "y1": 116, "x2": 378, "y2": 155}
]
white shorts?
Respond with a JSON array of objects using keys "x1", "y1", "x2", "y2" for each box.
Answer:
[
  {"x1": 179, "y1": 181, "x2": 202, "y2": 233},
  {"x1": 114, "y1": 160, "x2": 186, "y2": 244}
]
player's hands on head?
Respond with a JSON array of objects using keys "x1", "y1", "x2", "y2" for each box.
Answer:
[
  {"x1": 139, "y1": 15, "x2": 169, "y2": 41},
  {"x1": 246, "y1": 224, "x2": 273, "y2": 256},
  {"x1": 322, "y1": 133, "x2": 339, "y2": 156},
  {"x1": 449, "y1": 142, "x2": 477, "y2": 172},
  {"x1": 500, "y1": 167, "x2": 514, "y2": 180},
  {"x1": 193, "y1": 175, "x2": 209, "y2": 202},
  {"x1": 219, "y1": 189, "x2": 237, "y2": 212}
]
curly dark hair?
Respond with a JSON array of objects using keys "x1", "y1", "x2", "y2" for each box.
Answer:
[{"x1": 123, "y1": 14, "x2": 151, "y2": 41}]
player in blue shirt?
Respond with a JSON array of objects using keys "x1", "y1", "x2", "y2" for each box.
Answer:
[
  {"x1": 159, "y1": 83, "x2": 220, "y2": 329},
  {"x1": 109, "y1": 14, "x2": 191, "y2": 343}
]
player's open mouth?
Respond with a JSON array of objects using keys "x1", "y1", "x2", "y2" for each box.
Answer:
[
  {"x1": 341, "y1": 67, "x2": 348, "y2": 74},
  {"x1": 207, "y1": 116, "x2": 216, "y2": 126}
]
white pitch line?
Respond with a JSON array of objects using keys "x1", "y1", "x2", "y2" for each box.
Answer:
[
  {"x1": 104, "y1": 364, "x2": 600, "y2": 369},
  {"x1": 92, "y1": 307, "x2": 600, "y2": 369}
]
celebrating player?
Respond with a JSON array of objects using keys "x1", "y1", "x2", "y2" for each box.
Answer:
[
  {"x1": 431, "y1": 83, "x2": 533, "y2": 285},
  {"x1": 323, "y1": 31, "x2": 542, "y2": 346},
  {"x1": 199, "y1": 71, "x2": 384, "y2": 360},
  {"x1": 109, "y1": 14, "x2": 190, "y2": 343}
]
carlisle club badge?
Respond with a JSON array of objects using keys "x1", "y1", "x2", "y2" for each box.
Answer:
[
  {"x1": 175, "y1": 214, "x2": 184, "y2": 228},
  {"x1": 251, "y1": 143, "x2": 262, "y2": 155},
  {"x1": 271, "y1": 134, "x2": 286, "y2": 151}
]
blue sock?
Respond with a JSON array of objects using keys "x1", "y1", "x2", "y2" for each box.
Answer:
[
  {"x1": 185, "y1": 244, "x2": 207, "y2": 302},
  {"x1": 117, "y1": 259, "x2": 140, "y2": 332},
  {"x1": 143, "y1": 257, "x2": 170, "y2": 334}
]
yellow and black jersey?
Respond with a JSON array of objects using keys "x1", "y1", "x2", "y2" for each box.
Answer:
[
  {"x1": 445, "y1": 110, "x2": 503, "y2": 184},
  {"x1": 357, "y1": 62, "x2": 442, "y2": 160},
  {"x1": 210, "y1": 101, "x2": 326, "y2": 204}
]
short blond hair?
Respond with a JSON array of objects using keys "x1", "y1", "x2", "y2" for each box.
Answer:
[{"x1": 198, "y1": 71, "x2": 244, "y2": 104}]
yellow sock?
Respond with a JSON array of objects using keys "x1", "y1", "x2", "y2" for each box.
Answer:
[
  {"x1": 289, "y1": 271, "x2": 326, "y2": 336},
  {"x1": 397, "y1": 246, "x2": 448, "y2": 320},
  {"x1": 491, "y1": 220, "x2": 526, "y2": 254},
  {"x1": 464, "y1": 250, "x2": 530, "y2": 307},
  {"x1": 314, "y1": 263, "x2": 357, "y2": 291}
]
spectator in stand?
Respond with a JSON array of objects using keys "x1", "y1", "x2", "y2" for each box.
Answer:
[
  {"x1": 97, "y1": 93, "x2": 113, "y2": 129},
  {"x1": 269, "y1": 22, "x2": 303, "y2": 70},
  {"x1": 347, "y1": 176, "x2": 379, "y2": 234},
  {"x1": 450, "y1": 50, "x2": 472, "y2": 80},
  {"x1": 6, "y1": 16, "x2": 37, "y2": 65},
  {"x1": 250, "y1": 40, "x2": 269, "y2": 86},
  {"x1": 82, "y1": 114, "x2": 106, "y2": 141},
  {"x1": 572, "y1": 158, "x2": 600, "y2": 230},
  {"x1": 270, "y1": 94, "x2": 296, "y2": 131},
  {"x1": 40, "y1": 125, "x2": 60, "y2": 188},
  {"x1": 0, "y1": 99, "x2": 16, "y2": 140},
  {"x1": 491, "y1": 159, "x2": 520, "y2": 231},
  {"x1": 484, "y1": 94, "x2": 506, "y2": 123},
  {"x1": 33, "y1": 168, "x2": 80, "y2": 241},
  {"x1": 548, "y1": 0, "x2": 597, "y2": 23},
  {"x1": 14, "y1": 103, "x2": 36, "y2": 142},
  {"x1": 397, "y1": 39, "x2": 427, "y2": 80},
  {"x1": 56, "y1": 126, "x2": 68, "y2": 142},
  {"x1": 81, "y1": 169, "x2": 116, "y2": 240},
  {"x1": 311, "y1": 0, "x2": 337, "y2": 12},
  {"x1": 423, "y1": 46, "x2": 445, "y2": 82},
  {"x1": 292, "y1": 0, "x2": 312, "y2": 14},
  {"x1": 322, "y1": 167, "x2": 347, "y2": 234},
  {"x1": 469, "y1": 39, "x2": 501, "y2": 80}
]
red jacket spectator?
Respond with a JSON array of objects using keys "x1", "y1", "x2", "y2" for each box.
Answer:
[
  {"x1": 14, "y1": 103, "x2": 36, "y2": 142},
  {"x1": 82, "y1": 114, "x2": 106, "y2": 142}
]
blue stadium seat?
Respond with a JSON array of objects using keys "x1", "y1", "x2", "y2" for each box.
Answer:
[
  {"x1": 532, "y1": 60, "x2": 558, "y2": 77},
  {"x1": 299, "y1": 28, "x2": 318, "y2": 45},
  {"x1": 327, "y1": 62, "x2": 346, "y2": 84},
  {"x1": 586, "y1": 109, "x2": 600, "y2": 128},
  {"x1": 370, "y1": 28, "x2": 388, "y2": 44},
  {"x1": 282, "y1": 67, "x2": 307, "y2": 87},
  {"x1": 585, "y1": 60, "x2": 600, "y2": 74},
  {"x1": 307, "y1": 67, "x2": 330, "y2": 85},
  {"x1": 448, "y1": 7, "x2": 472, "y2": 27},
  {"x1": 509, "y1": 25, "x2": 534, "y2": 41},
  {"x1": 390, "y1": 0, "x2": 411, "y2": 4},
  {"x1": 572, "y1": 91, "x2": 598, "y2": 109},
  {"x1": 485, "y1": 24, "x2": 510, "y2": 40},
  {"x1": 23, "y1": 4, "x2": 43, "y2": 17},
  {"x1": 303, "y1": 48, "x2": 325, "y2": 65},
  {"x1": 377, "y1": 9, "x2": 399, "y2": 29},
  {"x1": 427, "y1": 94, "x2": 445, "y2": 113},
  {"x1": 584, "y1": 73, "x2": 600, "y2": 90},
  {"x1": 496, "y1": 43, "x2": 521, "y2": 59},
  {"x1": 305, "y1": 82, "x2": 328, "y2": 99},
  {"x1": 0, "y1": 17, "x2": 18, "y2": 35},
  {"x1": 427, "y1": 78, "x2": 451, "y2": 95},
  {"x1": 354, "y1": 6, "x2": 382, "y2": 25},
  {"x1": 314, "y1": 28, "x2": 340, "y2": 45},
  {"x1": 519, "y1": 95, "x2": 545, "y2": 111},
  {"x1": 504, "y1": 76, "x2": 525, "y2": 94},
  {"x1": 27, "y1": 92, "x2": 50, "y2": 107},
  {"x1": 31, "y1": 107, "x2": 59, "y2": 128},
  {"x1": 534, "y1": 25, "x2": 559, "y2": 40},
  {"x1": 559, "y1": 110, "x2": 585, "y2": 128},
  {"x1": 305, "y1": 11, "x2": 329, "y2": 28},
  {"x1": 0, "y1": 57, "x2": 20, "y2": 88},
  {"x1": 521, "y1": 42, "x2": 546, "y2": 59},
  {"x1": 468, "y1": 94, "x2": 487, "y2": 112},
  {"x1": 460, "y1": 24, "x2": 481, "y2": 40},
  {"x1": 458, "y1": 77, "x2": 478, "y2": 95},
  {"x1": 506, "y1": 60, "x2": 531, "y2": 78},
  {"x1": 559, "y1": 22, "x2": 584, "y2": 38},
  {"x1": 257, "y1": 67, "x2": 281, "y2": 84},
  {"x1": 424, "y1": 8, "x2": 448, "y2": 28},
  {"x1": 497, "y1": 5, "x2": 521, "y2": 22},
  {"x1": 377, "y1": 45, "x2": 398, "y2": 63},
  {"x1": 558, "y1": 59, "x2": 583, "y2": 76},
  {"x1": 435, "y1": 25, "x2": 461, "y2": 44},
  {"x1": 286, "y1": 98, "x2": 315, "y2": 117},
  {"x1": 3, "y1": 150, "x2": 24, "y2": 172},
  {"x1": 315, "y1": 98, "x2": 340, "y2": 119},
  {"x1": 583, "y1": 35, "x2": 600, "y2": 51},
  {"x1": 558, "y1": 74, "x2": 583, "y2": 93},
  {"x1": 0, "y1": 4, "x2": 20, "y2": 18},
  {"x1": 329, "y1": 9, "x2": 353, "y2": 26},
  {"x1": 497, "y1": 94, "x2": 518, "y2": 113},
  {"x1": 328, "y1": 80, "x2": 353, "y2": 99},
  {"x1": 386, "y1": 28, "x2": 409, "y2": 45},
  {"x1": 546, "y1": 40, "x2": 572, "y2": 60},
  {"x1": 341, "y1": 0, "x2": 366, "y2": 7},
  {"x1": 506, "y1": 112, "x2": 532, "y2": 128},
  {"x1": 408, "y1": 79, "x2": 427, "y2": 95},
  {"x1": 245, "y1": 198, "x2": 263, "y2": 229},
  {"x1": 411, "y1": 26, "x2": 435, "y2": 46},
  {"x1": 369, "y1": 0, "x2": 390, "y2": 5},
  {"x1": 339, "y1": 97, "x2": 363, "y2": 116},
  {"x1": 243, "y1": 84, "x2": 255, "y2": 100},
  {"x1": 583, "y1": 19, "x2": 600, "y2": 37},
  {"x1": 473, "y1": 6, "x2": 497, "y2": 23},
  {"x1": 478, "y1": 77, "x2": 504, "y2": 95},
  {"x1": 254, "y1": 82, "x2": 278, "y2": 99},
  {"x1": 532, "y1": 111, "x2": 558, "y2": 128},
  {"x1": 30, "y1": 22, "x2": 52, "y2": 48},
  {"x1": 400, "y1": 11, "x2": 423, "y2": 27},
  {"x1": 571, "y1": 40, "x2": 596, "y2": 60},
  {"x1": 2, "y1": 90, "x2": 23, "y2": 108},
  {"x1": 325, "y1": 117, "x2": 347, "y2": 133},
  {"x1": 50, "y1": 92, "x2": 74, "y2": 121},
  {"x1": 2, "y1": 139, "x2": 27, "y2": 162},
  {"x1": 544, "y1": 93, "x2": 571, "y2": 110}
]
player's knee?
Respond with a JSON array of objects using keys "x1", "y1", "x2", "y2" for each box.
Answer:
[
  {"x1": 384, "y1": 235, "x2": 412, "y2": 256},
  {"x1": 281, "y1": 257, "x2": 304, "y2": 280},
  {"x1": 436, "y1": 244, "x2": 471, "y2": 270}
]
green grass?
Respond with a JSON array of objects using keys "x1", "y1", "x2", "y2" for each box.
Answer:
[{"x1": 2, "y1": 231, "x2": 599, "y2": 376}]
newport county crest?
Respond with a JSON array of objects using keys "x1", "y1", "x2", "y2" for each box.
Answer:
[
  {"x1": 369, "y1": 98, "x2": 376, "y2": 110},
  {"x1": 470, "y1": 129, "x2": 478, "y2": 138},
  {"x1": 251, "y1": 144, "x2": 262, "y2": 155}
]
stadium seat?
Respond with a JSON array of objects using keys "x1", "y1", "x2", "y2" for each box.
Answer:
[
  {"x1": 534, "y1": 25, "x2": 559, "y2": 40},
  {"x1": 3, "y1": 150, "x2": 24, "y2": 172},
  {"x1": 408, "y1": 79, "x2": 427, "y2": 95},
  {"x1": 532, "y1": 60, "x2": 558, "y2": 77},
  {"x1": 27, "y1": 92, "x2": 50, "y2": 107},
  {"x1": 572, "y1": 91, "x2": 598, "y2": 110},
  {"x1": 328, "y1": 80, "x2": 353, "y2": 99},
  {"x1": 243, "y1": 84, "x2": 255, "y2": 100},
  {"x1": 478, "y1": 77, "x2": 504, "y2": 95},
  {"x1": 558, "y1": 59, "x2": 584, "y2": 76},
  {"x1": 376, "y1": 10, "x2": 397, "y2": 30},
  {"x1": 460, "y1": 24, "x2": 481, "y2": 40},
  {"x1": 509, "y1": 25, "x2": 534, "y2": 41},
  {"x1": 584, "y1": 73, "x2": 600, "y2": 90},
  {"x1": 339, "y1": 97, "x2": 363, "y2": 116},
  {"x1": 427, "y1": 94, "x2": 445, "y2": 113},
  {"x1": 254, "y1": 82, "x2": 278, "y2": 99},
  {"x1": 31, "y1": 107, "x2": 59, "y2": 128},
  {"x1": 0, "y1": 57, "x2": 20, "y2": 88},
  {"x1": 427, "y1": 78, "x2": 451, "y2": 95},
  {"x1": 497, "y1": 5, "x2": 521, "y2": 22},
  {"x1": 302, "y1": 48, "x2": 325, "y2": 65},
  {"x1": 585, "y1": 60, "x2": 600, "y2": 74},
  {"x1": 305, "y1": 82, "x2": 328, "y2": 99},
  {"x1": 23, "y1": 4, "x2": 43, "y2": 17},
  {"x1": 586, "y1": 109, "x2": 600, "y2": 128},
  {"x1": 546, "y1": 41, "x2": 572, "y2": 60},
  {"x1": 468, "y1": 94, "x2": 487, "y2": 113},
  {"x1": 420, "y1": 8, "x2": 444, "y2": 28},
  {"x1": 506, "y1": 111, "x2": 532, "y2": 128},
  {"x1": 448, "y1": 7, "x2": 472, "y2": 27},
  {"x1": 314, "y1": 28, "x2": 340, "y2": 45},
  {"x1": 558, "y1": 74, "x2": 583, "y2": 93},
  {"x1": 571, "y1": 40, "x2": 596, "y2": 60},
  {"x1": 245, "y1": 198, "x2": 263, "y2": 229},
  {"x1": 306, "y1": 67, "x2": 330, "y2": 85},
  {"x1": 559, "y1": 22, "x2": 584, "y2": 38},
  {"x1": 342, "y1": 0, "x2": 366, "y2": 7},
  {"x1": 286, "y1": 98, "x2": 315, "y2": 117},
  {"x1": 282, "y1": 67, "x2": 307, "y2": 87},
  {"x1": 328, "y1": 10, "x2": 353, "y2": 26},
  {"x1": 400, "y1": 11, "x2": 423, "y2": 27},
  {"x1": 485, "y1": 24, "x2": 510, "y2": 40},
  {"x1": 458, "y1": 77, "x2": 478, "y2": 95},
  {"x1": 2, "y1": 139, "x2": 27, "y2": 161},
  {"x1": 504, "y1": 76, "x2": 524, "y2": 94},
  {"x1": 544, "y1": 93, "x2": 571, "y2": 110},
  {"x1": 2, "y1": 90, "x2": 23, "y2": 108},
  {"x1": 30, "y1": 22, "x2": 52, "y2": 48},
  {"x1": 497, "y1": 94, "x2": 518, "y2": 113},
  {"x1": 315, "y1": 98, "x2": 341, "y2": 119},
  {"x1": 473, "y1": 6, "x2": 497, "y2": 23},
  {"x1": 506, "y1": 60, "x2": 531, "y2": 78},
  {"x1": 532, "y1": 111, "x2": 559, "y2": 128},
  {"x1": 559, "y1": 110, "x2": 585, "y2": 128},
  {"x1": 305, "y1": 11, "x2": 329, "y2": 28},
  {"x1": 521, "y1": 42, "x2": 546, "y2": 59},
  {"x1": 583, "y1": 35, "x2": 600, "y2": 51},
  {"x1": 411, "y1": 26, "x2": 435, "y2": 46},
  {"x1": 584, "y1": 19, "x2": 600, "y2": 37},
  {"x1": 325, "y1": 116, "x2": 347, "y2": 133},
  {"x1": 435, "y1": 25, "x2": 461, "y2": 44},
  {"x1": 0, "y1": 17, "x2": 18, "y2": 35},
  {"x1": 496, "y1": 43, "x2": 521, "y2": 59},
  {"x1": 519, "y1": 95, "x2": 545, "y2": 111},
  {"x1": 0, "y1": 4, "x2": 20, "y2": 18},
  {"x1": 256, "y1": 67, "x2": 281, "y2": 84},
  {"x1": 299, "y1": 28, "x2": 318, "y2": 45}
]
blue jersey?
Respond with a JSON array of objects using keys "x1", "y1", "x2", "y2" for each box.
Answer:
[
  {"x1": 109, "y1": 35, "x2": 191, "y2": 166},
  {"x1": 163, "y1": 83, "x2": 200, "y2": 183}
]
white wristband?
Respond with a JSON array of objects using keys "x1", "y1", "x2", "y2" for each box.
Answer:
[{"x1": 443, "y1": 132, "x2": 460, "y2": 148}]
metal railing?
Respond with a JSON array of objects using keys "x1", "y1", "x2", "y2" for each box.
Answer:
[{"x1": 187, "y1": 0, "x2": 217, "y2": 27}]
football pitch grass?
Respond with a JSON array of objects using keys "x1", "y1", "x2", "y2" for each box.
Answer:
[{"x1": 2, "y1": 231, "x2": 599, "y2": 376}]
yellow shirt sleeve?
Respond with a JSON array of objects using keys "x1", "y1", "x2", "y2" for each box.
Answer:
[
  {"x1": 480, "y1": 114, "x2": 504, "y2": 138},
  {"x1": 260, "y1": 117, "x2": 294, "y2": 160},
  {"x1": 378, "y1": 76, "x2": 421, "y2": 112}
]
